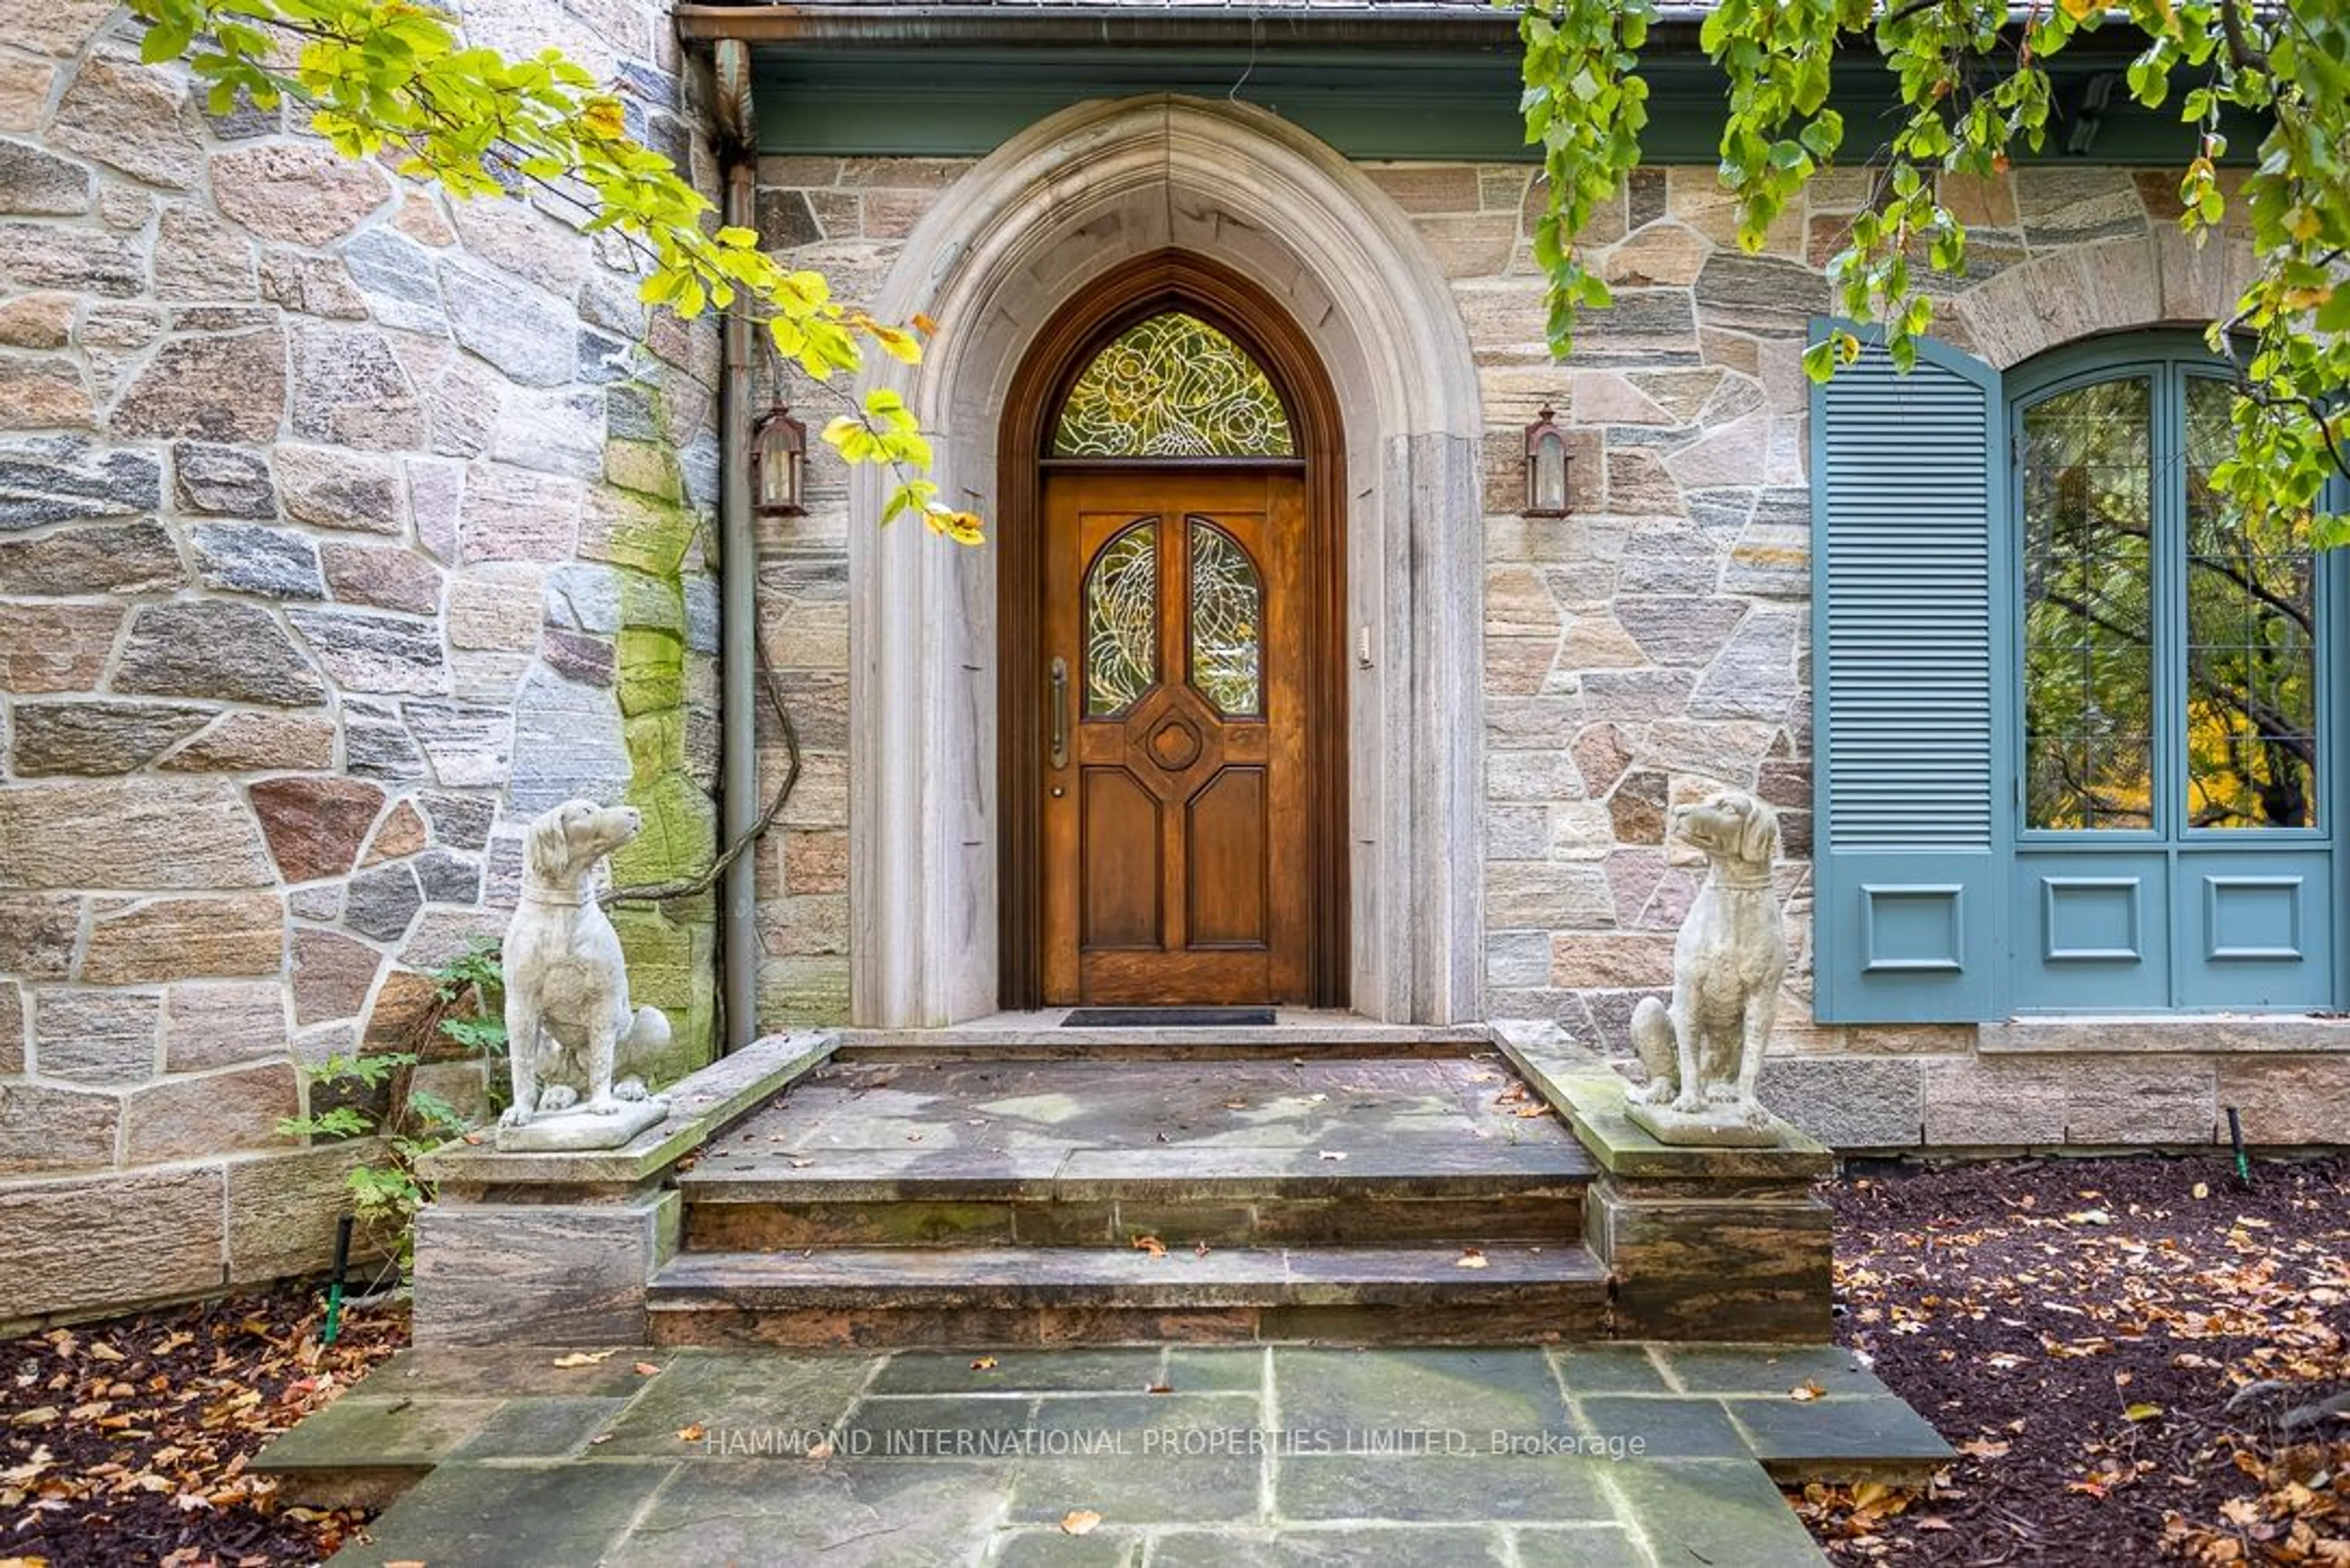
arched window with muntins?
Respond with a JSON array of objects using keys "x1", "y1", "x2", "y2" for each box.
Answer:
[{"x1": 1051, "y1": 312, "x2": 1295, "y2": 458}]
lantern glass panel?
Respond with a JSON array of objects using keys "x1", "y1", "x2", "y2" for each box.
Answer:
[
  {"x1": 1530, "y1": 429, "x2": 1568, "y2": 514},
  {"x1": 757, "y1": 414, "x2": 804, "y2": 513}
]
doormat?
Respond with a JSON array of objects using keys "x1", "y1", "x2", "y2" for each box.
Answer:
[{"x1": 1062, "y1": 1007, "x2": 1277, "y2": 1028}]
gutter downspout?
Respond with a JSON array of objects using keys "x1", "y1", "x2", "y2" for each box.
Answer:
[{"x1": 711, "y1": 39, "x2": 760, "y2": 1053}]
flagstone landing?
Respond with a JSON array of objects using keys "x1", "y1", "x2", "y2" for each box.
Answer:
[{"x1": 261, "y1": 1342, "x2": 1952, "y2": 1566}]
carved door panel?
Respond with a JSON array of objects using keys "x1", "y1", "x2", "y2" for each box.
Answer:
[{"x1": 1040, "y1": 471, "x2": 1310, "y2": 1004}]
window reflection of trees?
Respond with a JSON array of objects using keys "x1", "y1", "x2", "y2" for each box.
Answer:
[
  {"x1": 2020, "y1": 370, "x2": 2318, "y2": 835},
  {"x1": 2182, "y1": 376, "x2": 2316, "y2": 830},
  {"x1": 2022, "y1": 378, "x2": 2155, "y2": 830}
]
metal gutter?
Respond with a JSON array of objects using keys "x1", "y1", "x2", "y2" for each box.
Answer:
[
  {"x1": 676, "y1": 4, "x2": 1550, "y2": 48},
  {"x1": 711, "y1": 39, "x2": 761, "y2": 1055},
  {"x1": 681, "y1": 4, "x2": 2164, "y2": 62}
]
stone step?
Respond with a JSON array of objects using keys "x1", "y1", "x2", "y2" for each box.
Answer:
[
  {"x1": 647, "y1": 1243, "x2": 1612, "y2": 1348},
  {"x1": 676, "y1": 1142, "x2": 1592, "y2": 1251}
]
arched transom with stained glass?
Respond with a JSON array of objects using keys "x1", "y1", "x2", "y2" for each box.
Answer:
[{"x1": 1052, "y1": 312, "x2": 1296, "y2": 458}]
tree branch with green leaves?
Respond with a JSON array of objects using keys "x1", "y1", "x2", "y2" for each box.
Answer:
[
  {"x1": 133, "y1": 0, "x2": 983, "y2": 545},
  {"x1": 1506, "y1": 0, "x2": 2350, "y2": 547}
]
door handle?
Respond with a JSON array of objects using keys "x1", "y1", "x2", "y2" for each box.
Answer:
[{"x1": 1048, "y1": 657, "x2": 1069, "y2": 771}]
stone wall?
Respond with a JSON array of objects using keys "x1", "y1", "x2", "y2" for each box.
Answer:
[
  {"x1": 0, "y1": 0, "x2": 722, "y2": 1325},
  {"x1": 745, "y1": 157, "x2": 955, "y2": 1025},
  {"x1": 752, "y1": 142, "x2": 2348, "y2": 1151},
  {"x1": 1390, "y1": 157, "x2": 2331, "y2": 1151}
]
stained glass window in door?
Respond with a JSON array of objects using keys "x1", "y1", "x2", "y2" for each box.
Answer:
[
  {"x1": 1053, "y1": 313, "x2": 1295, "y2": 458},
  {"x1": 1084, "y1": 520, "x2": 1157, "y2": 716},
  {"x1": 1188, "y1": 520, "x2": 1262, "y2": 717}
]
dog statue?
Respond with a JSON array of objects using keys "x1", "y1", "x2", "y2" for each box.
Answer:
[
  {"x1": 1625, "y1": 789, "x2": 1786, "y2": 1148},
  {"x1": 496, "y1": 799, "x2": 671, "y2": 1149}
]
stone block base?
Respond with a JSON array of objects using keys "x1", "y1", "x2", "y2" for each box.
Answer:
[
  {"x1": 1498, "y1": 1027, "x2": 1835, "y2": 1344},
  {"x1": 413, "y1": 1190, "x2": 679, "y2": 1346},
  {"x1": 1586, "y1": 1174, "x2": 1831, "y2": 1342}
]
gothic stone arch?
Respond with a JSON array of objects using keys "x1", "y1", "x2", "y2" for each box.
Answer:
[{"x1": 845, "y1": 95, "x2": 1485, "y2": 1028}]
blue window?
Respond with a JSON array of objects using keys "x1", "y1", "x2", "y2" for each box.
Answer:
[{"x1": 1812, "y1": 328, "x2": 2345, "y2": 1021}]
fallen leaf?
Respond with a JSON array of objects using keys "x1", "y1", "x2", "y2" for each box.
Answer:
[
  {"x1": 551, "y1": 1350, "x2": 618, "y2": 1368},
  {"x1": 970, "y1": 1356, "x2": 999, "y2": 1371},
  {"x1": 2124, "y1": 1402, "x2": 2163, "y2": 1422},
  {"x1": 1791, "y1": 1381, "x2": 1827, "y2": 1402},
  {"x1": 1456, "y1": 1248, "x2": 1490, "y2": 1270},
  {"x1": 1133, "y1": 1236, "x2": 1168, "y2": 1259},
  {"x1": 1145, "y1": 1380, "x2": 1173, "y2": 1395},
  {"x1": 632, "y1": 1362, "x2": 662, "y2": 1377},
  {"x1": 589, "y1": 1433, "x2": 614, "y2": 1446},
  {"x1": 1222, "y1": 1099, "x2": 1248, "y2": 1110},
  {"x1": 677, "y1": 1423, "x2": 707, "y2": 1442},
  {"x1": 806, "y1": 1439, "x2": 835, "y2": 1460},
  {"x1": 1193, "y1": 1240, "x2": 1212, "y2": 1257},
  {"x1": 1061, "y1": 1509, "x2": 1103, "y2": 1536},
  {"x1": 2192, "y1": 1181, "x2": 2210, "y2": 1199}
]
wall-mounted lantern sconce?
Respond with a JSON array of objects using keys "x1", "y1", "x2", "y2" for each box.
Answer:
[
  {"x1": 752, "y1": 405, "x2": 807, "y2": 517},
  {"x1": 1524, "y1": 404, "x2": 1570, "y2": 517}
]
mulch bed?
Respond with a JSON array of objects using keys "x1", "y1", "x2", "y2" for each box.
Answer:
[
  {"x1": 1799, "y1": 1151, "x2": 2350, "y2": 1564},
  {"x1": 1, "y1": 1291, "x2": 405, "y2": 1567}
]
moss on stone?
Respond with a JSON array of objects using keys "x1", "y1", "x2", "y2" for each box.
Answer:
[
  {"x1": 605, "y1": 439, "x2": 685, "y2": 503},
  {"x1": 602, "y1": 385, "x2": 722, "y2": 1067},
  {"x1": 588, "y1": 490, "x2": 696, "y2": 578},
  {"x1": 614, "y1": 627, "x2": 685, "y2": 718},
  {"x1": 617, "y1": 568, "x2": 685, "y2": 633},
  {"x1": 609, "y1": 906, "x2": 717, "y2": 1083},
  {"x1": 623, "y1": 710, "x2": 688, "y2": 780},
  {"x1": 613, "y1": 767, "x2": 717, "y2": 892}
]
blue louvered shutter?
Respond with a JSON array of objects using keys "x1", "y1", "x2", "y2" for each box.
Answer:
[{"x1": 1811, "y1": 329, "x2": 2007, "y2": 1021}]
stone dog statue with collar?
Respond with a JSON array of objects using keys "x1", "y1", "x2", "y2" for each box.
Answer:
[
  {"x1": 1626, "y1": 789, "x2": 1788, "y2": 1148},
  {"x1": 496, "y1": 799, "x2": 672, "y2": 1151}
]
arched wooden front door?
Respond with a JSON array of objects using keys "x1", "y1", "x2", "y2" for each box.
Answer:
[{"x1": 998, "y1": 259, "x2": 1348, "y2": 1009}]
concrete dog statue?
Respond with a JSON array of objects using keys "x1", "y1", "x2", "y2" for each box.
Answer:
[
  {"x1": 1627, "y1": 789, "x2": 1785, "y2": 1146},
  {"x1": 501, "y1": 799, "x2": 671, "y2": 1133}
]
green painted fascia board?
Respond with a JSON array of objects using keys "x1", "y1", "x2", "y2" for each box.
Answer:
[{"x1": 751, "y1": 47, "x2": 2263, "y2": 165}]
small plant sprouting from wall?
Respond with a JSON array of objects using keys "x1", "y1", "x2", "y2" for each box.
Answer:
[{"x1": 278, "y1": 940, "x2": 510, "y2": 1279}]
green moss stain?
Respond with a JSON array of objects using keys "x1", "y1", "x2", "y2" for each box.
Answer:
[
  {"x1": 606, "y1": 438, "x2": 685, "y2": 504},
  {"x1": 616, "y1": 627, "x2": 685, "y2": 717},
  {"x1": 612, "y1": 768, "x2": 716, "y2": 888},
  {"x1": 603, "y1": 381, "x2": 722, "y2": 1081},
  {"x1": 611, "y1": 906, "x2": 717, "y2": 1084}
]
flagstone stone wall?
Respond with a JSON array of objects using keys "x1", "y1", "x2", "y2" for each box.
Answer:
[
  {"x1": 751, "y1": 145, "x2": 2344, "y2": 1152},
  {"x1": 0, "y1": 0, "x2": 721, "y2": 1325}
]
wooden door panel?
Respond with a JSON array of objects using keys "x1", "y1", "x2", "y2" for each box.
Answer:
[
  {"x1": 1081, "y1": 766, "x2": 1160, "y2": 949},
  {"x1": 1041, "y1": 471, "x2": 1310, "y2": 1005},
  {"x1": 1187, "y1": 767, "x2": 1267, "y2": 947}
]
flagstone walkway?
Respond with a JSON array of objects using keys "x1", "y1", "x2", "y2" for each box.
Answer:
[{"x1": 263, "y1": 1341, "x2": 1950, "y2": 1566}]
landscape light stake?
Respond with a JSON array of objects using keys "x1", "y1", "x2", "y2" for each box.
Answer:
[
  {"x1": 322, "y1": 1214, "x2": 354, "y2": 1344},
  {"x1": 2226, "y1": 1107, "x2": 2251, "y2": 1189}
]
